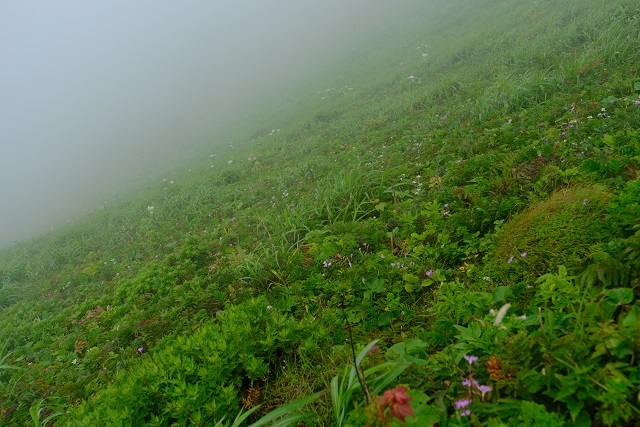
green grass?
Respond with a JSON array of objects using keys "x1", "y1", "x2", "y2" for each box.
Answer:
[{"x1": 1, "y1": 0, "x2": 640, "y2": 425}]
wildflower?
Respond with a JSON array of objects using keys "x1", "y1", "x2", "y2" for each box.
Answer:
[
  {"x1": 323, "y1": 260, "x2": 332, "y2": 268},
  {"x1": 267, "y1": 305, "x2": 273, "y2": 310},
  {"x1": 425, "y1": 270, "x2": 433, "y2": 277},
  {"x1": 374, "y1": 385, "x2": 414, "y2": 422},
  {"x1": 72, "y1": 358, "x2": 78, "y2": 365},
  {"x1": 507, "y1": 118, "x2": 513, "y2": 124},
  {"x1": 478, "y1": 384, "x2": 492, "y2": 399},
  {"x1": 464, "y1": 354, "x2": 478, "y2": 365},
  {"x1": 147, "y1": 205, "x2": 154, "y2": 213},
  {"x1": 582, "y1": 198, "x2": 588, "y2": 205},
  {"x1": 520, "y1": 251, "x2": 527, "y2": 258},
  {"x1": 492, "y1": 303, "x2": 511, "y2": 326},
  {"x1": 460, "y1": 409, "x2": 471, "y2": 416},
  {"x1": 443, "y1": 210, "x2": 450, "y2": 216},
  {"x1": 137, "y1": 347, "x2": 144, "y2": 353},
  {"x1": 507, "y1": 255, "x2": 514, "y2": 264},
  {"x1": 633, "y1": 100, "x2": 640, "y2": 105},
  {"x1": 455, "y1": 398, "x2": 471, "y2": 409}
]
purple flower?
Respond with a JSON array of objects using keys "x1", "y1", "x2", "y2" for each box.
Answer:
[
  {"x1": 507, "y1": 255, "x2": 514, "y2": 264},
  {"x1": 520, "y1": 252, "x2": 527, "y2": 258},
  {"x1": 323, "y1": 260, "x2": 332, "y2": 268},
  {"x1": 425, "y1": 270, "x2": 433, "y2": 277},
  {"x1": 444, "y1": 203, "x2": 449, "y2": 208},
  {"x1": 455, "y1": 398, "x2": 471, "y2": 409},
  {"x1": 443, "y1": 210, "x2": 450, "y2": 216},
  {"x1": 478, "y1": 384, "x2": 493, "y2": 398},
  {"x1": 582, "y1": 198, "x2": 588, "y2": 205},
  {"x1": 137, "y1": 347, "x2": 144, "y2": 353},
  {"x1": 464, "y1": 354, "x2": 478, "y2": 365},
  {"x1": 460, "y1": 409, "x2": 471, "y2": 416}
]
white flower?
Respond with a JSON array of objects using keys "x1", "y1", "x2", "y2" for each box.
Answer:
[
  {"x1": 147, "y1": 205, "x2": 154, "y2": 213},
  {"x1": 72, "y1": 358, "x2": 78, "y2": 365},
  {"x1": 492, "y1": 303, "x2": 511, "y2": 326}
]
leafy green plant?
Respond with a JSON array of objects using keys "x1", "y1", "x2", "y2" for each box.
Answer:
[{"x1": 29, "y1": 399, "x2": 64, "y2": 427}]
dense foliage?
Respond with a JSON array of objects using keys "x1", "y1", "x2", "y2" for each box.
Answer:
[{"x1": 1, "y1": 0, "x2": 639, "y2": 425}]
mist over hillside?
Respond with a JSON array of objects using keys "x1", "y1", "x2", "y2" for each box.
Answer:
[{"x1": 0, "y1": 0, "x2": 411, "y2": 247}]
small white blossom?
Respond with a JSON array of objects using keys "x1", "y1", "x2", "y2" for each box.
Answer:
[{"x1": 492, "y1": 303, "x2": 511, "y2": 326}]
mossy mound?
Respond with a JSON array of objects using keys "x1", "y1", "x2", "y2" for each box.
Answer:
[{"x1": 478, "y1": 186, "x2": 612, "y2": 287}]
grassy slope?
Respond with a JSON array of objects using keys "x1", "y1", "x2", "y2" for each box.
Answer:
[{"x1": 1, "y1": 0, "x2": 639, "y2": 425}]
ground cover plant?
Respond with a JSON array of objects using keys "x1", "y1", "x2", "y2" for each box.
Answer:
[{"x1": 1, "y1": 0, "x2": 639, "y2": 425}]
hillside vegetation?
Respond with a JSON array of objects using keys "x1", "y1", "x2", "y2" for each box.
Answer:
[{"x1": 1, "y1": 0, "x2": 640, "y2": 425}]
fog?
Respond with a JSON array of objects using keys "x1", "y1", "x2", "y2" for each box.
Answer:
[{"x1": 0, "y1": 1, "x2": 404, "y2": 247}]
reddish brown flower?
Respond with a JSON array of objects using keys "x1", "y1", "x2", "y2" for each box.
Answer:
[{"x1": 375, "y1": 385, "x2": 414, "y2": 423}]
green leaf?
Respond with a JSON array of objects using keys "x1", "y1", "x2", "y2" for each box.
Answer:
[
  {"x1": 605, "y1": 288, "x2": 634, "y2": 305},
  {"x1": 602, "y1": 134, "x2": 616, "y2": 148},
  {"x1": 492, "y1": 286, "x2": 513, "y2": 303},
  {"x1": 634, "y1": 81, "x2": 640, "y2": 91},
  {"x1": 601, "y1": 95, "x2": 618, "y2": 107},
  {"x1": 246, "y1": 391, "x2": 323, "y2": 427},
  {"x1": 365, "y1": 278, "x2": 385, "y2": 293},
  {"x1": 622, "y1": 305, "x2": 640, "y2": 328},
  {"x1": 403, "y1": 273, "x2": 419, "y2": 284},
  {"x1": 567, "y1": 399, "x2": 585, "y2": 423}
]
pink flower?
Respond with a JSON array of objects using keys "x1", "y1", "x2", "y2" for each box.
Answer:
[
  {"x1": 478, "y1": 384, "x2": 493, "y2": 398},
  {"x1": 463, "y1": 354, "x2": 478, "y2": 365},
  {"x1": 455, "y1": 398, "x2": 471, "y2": 409}
]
